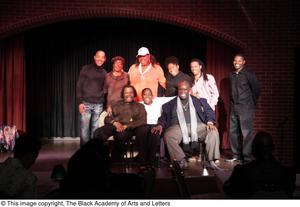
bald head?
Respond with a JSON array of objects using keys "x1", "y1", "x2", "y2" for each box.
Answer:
[{"x1": 178, "y1": 80, "x2": 191, "y2": 100}]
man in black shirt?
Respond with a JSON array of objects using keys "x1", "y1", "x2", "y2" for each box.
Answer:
[
  {"x1": 227, "y1": 54, "x2": 260, "y2": 163},
  {"x1": 94, "y1": 85, "x2": 148, "y2": 163},
  {"x1": 164, "y1": 56, "x2": 192, "y2": 97},
  {"x1": 76, "y1": 50, "x2": 107, "y2": 146}
]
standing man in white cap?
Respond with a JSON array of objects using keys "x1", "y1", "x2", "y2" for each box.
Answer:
[{"x1": 128, "y1": 47, "x2": 166, "y2": 101}]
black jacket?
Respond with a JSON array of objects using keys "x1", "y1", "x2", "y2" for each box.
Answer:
[{"x1": 157, "y1": 96, "x2": 215, "y2": 129}]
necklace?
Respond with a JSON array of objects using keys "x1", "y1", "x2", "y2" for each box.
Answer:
[
  {"x1": 138, "y1": 63, "x2": 152, "y2": 80},
  {"x1": 182, "y1": 102, "x2": 189, "y2": 111}
]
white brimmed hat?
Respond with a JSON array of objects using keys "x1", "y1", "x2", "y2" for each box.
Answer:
[{"x1": 136, "y1": 47, "x2": 150, "y2": 57}]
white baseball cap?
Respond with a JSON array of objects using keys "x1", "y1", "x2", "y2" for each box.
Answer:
[{"x1": 136, "y1": 47, "x2": 150, "y2": 57}]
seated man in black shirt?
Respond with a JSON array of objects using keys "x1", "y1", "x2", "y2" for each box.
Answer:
[{"x1": 94, "y1": 85, "x2": 148, "y2": 163}]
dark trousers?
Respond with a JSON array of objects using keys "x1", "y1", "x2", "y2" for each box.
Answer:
[
  {"x1": 93, "y1": 124, "x2": 150, "y2": 163},
  {"x1": 140, "y1": 125, "x2": 160, "y2": 164},
  {"x1": 229, "y1": 109, "x2": 254, "y2": 161}
]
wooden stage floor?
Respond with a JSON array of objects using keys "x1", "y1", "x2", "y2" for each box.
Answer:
[{"x1": 0, "y1": 139, "x2": 236, "y2": 199}]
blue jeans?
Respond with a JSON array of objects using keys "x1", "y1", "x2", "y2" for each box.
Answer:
[{"x1": 80, "y1": 102, "x2": 103, "y2": 146}]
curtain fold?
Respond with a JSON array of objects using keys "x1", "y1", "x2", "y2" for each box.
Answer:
[
  {"x1": 0, "y1": 36, "x2": 26, "y2": 132},
  {"x1": 206, "y1": 38, "x2": 237, "y2": 149}
]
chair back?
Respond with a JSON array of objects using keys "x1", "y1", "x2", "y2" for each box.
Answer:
[{"x1": 99, "y1": 111, "x2": 108, "y2": 127}]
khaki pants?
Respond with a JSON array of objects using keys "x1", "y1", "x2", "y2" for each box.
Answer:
[{"x1": 163, "y1": 123, "x2": 220, "y2": 161}]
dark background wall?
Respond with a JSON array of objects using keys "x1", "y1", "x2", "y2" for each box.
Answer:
[{"x1": 0, "y1": 0, "x2": 299, "y2": 167}]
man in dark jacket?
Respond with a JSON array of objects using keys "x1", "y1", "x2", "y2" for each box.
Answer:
[
  {"x1": 227, "y1": 54, "x2": 260, "y2": 163},
  {"x1": 151, "y1": 81, "x2": 220, "y2": 168}
]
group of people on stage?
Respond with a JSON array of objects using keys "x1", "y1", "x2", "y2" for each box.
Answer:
[{"x1": 76, "y1": 46, "x2": 260, "y2": 169}]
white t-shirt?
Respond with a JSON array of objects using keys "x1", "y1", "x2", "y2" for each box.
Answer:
[{"x1": 141, "y1": 97, "x2": 175, "y2": 125}]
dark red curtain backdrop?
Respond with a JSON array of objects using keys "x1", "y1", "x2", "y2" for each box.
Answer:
[
  {"x1": 0, "y1": 36, "x2": 26, "y2": 132},
  {"x1": 206, "y1": 38, "x2": 236, "y2": 149}
]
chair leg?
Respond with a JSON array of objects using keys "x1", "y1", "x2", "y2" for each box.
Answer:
[
  {"x1": 155, "y1": 139, "x2": 164, "y2": 167},
  {"x1": 125, "y1": 139, "x2": 133, "y2": 168},
  {"x1": 198, "y1": 141, "x2": 206, "y2": 162},
  {"x1": 124, "y1": 136, "x2": 136, "y2": 168},
  {"x1": 160, "y1": 139, "x2": 165, "y2": 159}
]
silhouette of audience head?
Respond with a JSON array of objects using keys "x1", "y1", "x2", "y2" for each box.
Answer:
[
  {"x1": 252, "y1": 131, "x2": 274, "y2": 160},
  {"x1": 67, "y1": 138, "x2": 110, "y2": 178},
  {"x1": 223, "y1": 130, "x2": 296, "y2": 198},
  {"x1": 13, "y1": 132, "x2": 41, "y2": 169},
  {"x1": 0, "y1": 133, "x2": 40, "y2": 198},
  {"x1": 59, "y1": 138, "x2": 111, "y2": 198}
]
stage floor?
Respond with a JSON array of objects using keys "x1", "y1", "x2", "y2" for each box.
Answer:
[{"x1": 0, "y1": 139, "x2": 238, "y2": 198}]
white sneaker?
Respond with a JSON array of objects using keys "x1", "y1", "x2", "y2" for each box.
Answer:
[
  {"x1": 197, "y1": 156, "x2": 202, "y2": 162},
  {"x1": 214, "y1": 160, "x2": 220, "y2": 166},
  {"x1": 208, "y1": 161, "x2": 223, "y2": 171},
  {"x1": 188, "y1": 156, "x2": 197, "y2": 162},
  {"x1": 225, "y1": 158, "x2": 241, "y2": 163}
]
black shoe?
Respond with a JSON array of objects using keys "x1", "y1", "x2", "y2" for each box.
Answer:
[
  {"x1": 132, "y1": 155, "x2": 146, "y2": 164},
  {"x1": 240, "y1": 159, "x2": 252, "y2": 165},
  {"x1": 159, "y1": 158, "x2": 171, "y2": 167}
]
